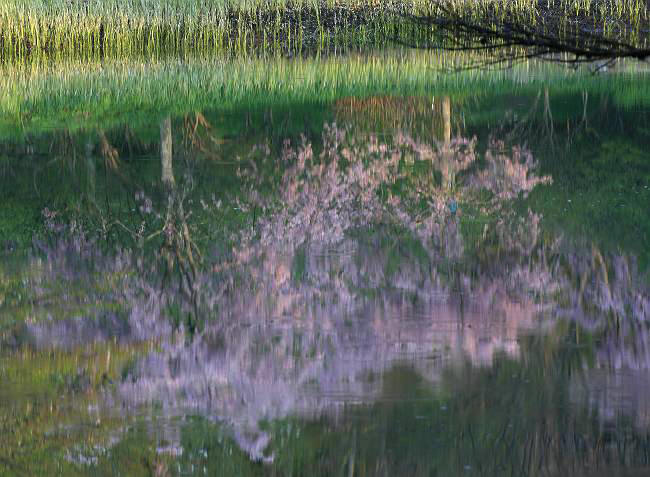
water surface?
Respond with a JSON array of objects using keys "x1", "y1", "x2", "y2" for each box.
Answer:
[{"x1": 1, "y1": 55, "x2": 649, "y2": 476}]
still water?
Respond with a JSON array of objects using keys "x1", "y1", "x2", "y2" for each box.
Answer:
[{"x1": 0, "y1": 55, "x2": 649, "y2": 476}]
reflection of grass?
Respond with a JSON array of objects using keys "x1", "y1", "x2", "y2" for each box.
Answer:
[
  {"x1": 0, "y1": 341, "x2": 152, "y2": 475},
  {"x1": 528, "y1": 137, "x2": 650, "y2": 271},
  {"x1": 0, "y1": 53, "x2": 472, "y2": 138},
  {"x1": 3, "y1": 54, "x2": 649, "y2": 140}
]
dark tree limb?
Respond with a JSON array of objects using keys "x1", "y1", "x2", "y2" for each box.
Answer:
[{"x1": 396, "y1": 1, "x2": 650, "y2": 67}]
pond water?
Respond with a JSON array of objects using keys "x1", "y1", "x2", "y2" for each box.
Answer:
[{"x1": 1, "y1": 53, "x2": 649, "y2": 476}]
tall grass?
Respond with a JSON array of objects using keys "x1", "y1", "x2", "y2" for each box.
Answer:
[
  {"x1": 1, "y1": 0, "x2": 647, "y2": 59},
  {"x1": 0, "y1": 0, "x2": 425, "y2": 59}
]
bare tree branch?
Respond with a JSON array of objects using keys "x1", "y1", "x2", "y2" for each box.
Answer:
[{"x1": 397, "y1": 0, "x2": 650, "y2": 67}]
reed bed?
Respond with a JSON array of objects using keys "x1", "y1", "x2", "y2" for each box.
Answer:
[
  {"x1": 0, "y1": 0, "x2": 424, "y2": 59},
  {"x1": 1, "y1": 0, "x2": 647, "y2": 59},
  {"x1": 1, "y1": 51, "x2": 648, "y2": 139}
]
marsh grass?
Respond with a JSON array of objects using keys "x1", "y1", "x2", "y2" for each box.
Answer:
[
  {"x1": 1, "y1": 0, "x2": 648, "y2": 59},
  {"x1": 0, "y1": 0, "x2": 423, "y2": 59}
]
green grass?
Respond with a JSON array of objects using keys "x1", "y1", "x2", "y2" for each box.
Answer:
[
  {"x1": 2, "y1": 51, "x2": 649, "y2": 141},
  {"x1": 0, "y1": 0, "x2": 424, "y2": 59},
  {"x1": 0, "y1": 0, "x2": 647, "y2": 59}
]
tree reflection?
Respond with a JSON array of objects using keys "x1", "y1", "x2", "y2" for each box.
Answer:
[
  {"x1": 104, "y1": 124, "x2": 646, "y2": 464},
  {"x1": 1, "y1": 113, "x2": 648, "y2": 472},
  {"x1": 160, "y1": 116, "x2": 175, "y2": 187}
]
